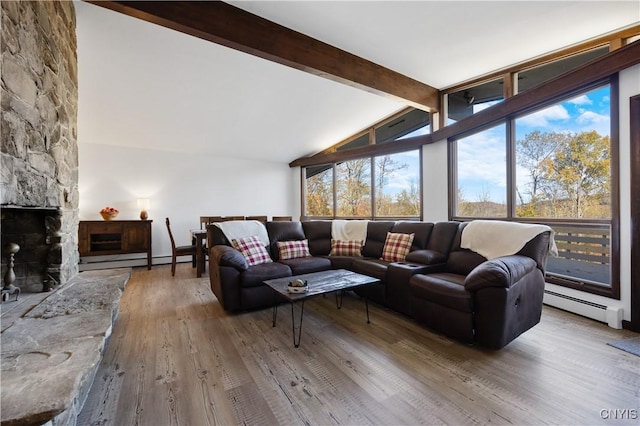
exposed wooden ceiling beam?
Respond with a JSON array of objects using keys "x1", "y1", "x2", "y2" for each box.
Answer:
[{"x1": 86, "y1": 0, "x2": 440, "y2": 112}]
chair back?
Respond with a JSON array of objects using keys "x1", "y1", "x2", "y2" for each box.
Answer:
[
  {"x1": 165, "y1": 218, "x2": 177, "y2": 252},
  {"x1": 246, "y1": 215, "x2": 268, "y2": 223},
  {"x1": 219, "y1": 216, "x2": 245, "y2": 222},
  {"x1": 200, "y1": 216, "x2": 222, "y2": 229},
  {"x1": 272, "y1": 216, "x2": 293, "y2": 221}
]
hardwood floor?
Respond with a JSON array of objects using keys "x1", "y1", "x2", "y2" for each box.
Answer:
[{"x1": 78, "y1": 264, "x2": 639, "y2": 425}]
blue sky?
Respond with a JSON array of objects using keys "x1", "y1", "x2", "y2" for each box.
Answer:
[{"x1": 457, "y1": 85, "x2": 611, "y2": 204}]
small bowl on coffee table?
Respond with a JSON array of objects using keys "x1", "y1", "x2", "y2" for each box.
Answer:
[{"x1": 287, "y1": 279, "x2": 308, "y2": 293}]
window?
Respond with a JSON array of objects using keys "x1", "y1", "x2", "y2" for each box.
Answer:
[
  {"x1": 375, "y1": 109, "x2": 430, "y2": 143},
  {"x1": 304, "y1": 165, "x2": 333, "y2": 217},
  {"x1": 451, "y1": 81, "x2": 617, "y2": 297},
  {"x1": 515, "y1": 86, "x2": 611, "y2": 219},
  {"x1": 336, "y1": 159, "x2": 371, "y2": 217},
  {"x1": 447, "y1": 79, "x2": 504, "y2": 124},
  {"x1": 375, "y1": 151, "x2": 421, "y2": 217},
  {"x1": 336, "y1": 133, "x2": 369, "y2": 152},
  {"x1": 454, "y1": 124, "x2": 507, "y2": 218},
  {"x1": 304, "y1": 108, "x2": 426, "y2": 220},
  {"x1": 514, "y1": 84, "x2": 614, "y2": 290},
  {"x1": 304, "y1": 151, "x2": 421, "y2": 219},
  {"x1": 516, "y1": 47, "x2": 609, "y2": 94}
]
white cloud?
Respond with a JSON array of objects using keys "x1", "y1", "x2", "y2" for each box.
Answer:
[
  {"x1": 577, "y1": 110, "x2": 609, "y2": 125},
  {"x1": 517, "y1": 104, "x2": 569, "y2": 127},
  {"x1": 567, "y1": 94, "x2": 592, "y2": 106}
]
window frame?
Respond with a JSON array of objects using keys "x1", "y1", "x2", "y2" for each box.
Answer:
[
  {"x1": 303, "y1": 150, "x2": 423, "y2": 221},
  {"x1": 449, "y1": 76, "x2": 620, "y2": 299}
]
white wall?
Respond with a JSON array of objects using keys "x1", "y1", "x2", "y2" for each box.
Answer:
[
  {"x1": 422, "y1": 140, "x2": 450, "y2": 222},
  {"x1": 78, "y1": 143, "x2": 295, "y2": 264}
]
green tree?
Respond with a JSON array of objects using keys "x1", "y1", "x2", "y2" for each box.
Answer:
[
  {"x1": 336, "y1": 159, "x2": 371, "y2": 216},
  {"x1": 541, "y1": 130, "x2": 610, "y2": 218},
  {"x1": 516, "y1": 130, "x2": 567, "y2": 206},
  {"x1": 394, "y1": 179, "x2": 420, "y2": 216},
  {"x1": 516, "y1": 130, "x2": 610, "y2": 218},
  {"x1": 305, "y1": 168, "x2": 332, "y2": 216}
]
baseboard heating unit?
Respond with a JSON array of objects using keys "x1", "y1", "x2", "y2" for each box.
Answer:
[{"x1": 543, "y1": 290, "x2": 623, "y2": 329}]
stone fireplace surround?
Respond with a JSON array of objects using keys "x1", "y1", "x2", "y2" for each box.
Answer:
[{"x1": 1, "y1": 0, "x2": 80, "y2": 291}]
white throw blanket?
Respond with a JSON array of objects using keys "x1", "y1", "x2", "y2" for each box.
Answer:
[
  {"x1": 331, "y1": 219, "x2": 368, "y2": 242},
  {"x1": 213, "y1": 220, "x2": 270, "y2": 247},
  {"x1": 461, "y1": 220, "x2": 558, "y2": 260}
]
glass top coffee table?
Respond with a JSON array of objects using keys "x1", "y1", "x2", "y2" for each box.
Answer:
[{"x1": 264, "y1": 269, "x2": 380, "y2": 348}]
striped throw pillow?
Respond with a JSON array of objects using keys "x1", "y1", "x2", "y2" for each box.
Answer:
[
  {"x1": 232, "y1": 236, "x2": 272, "y2": 266},
  {"x1": 380, "y1": 232, "x2": 415, "y2": 262},
  {"x1": 277, "y1": 240, "x2": 311, "y2": 260}
]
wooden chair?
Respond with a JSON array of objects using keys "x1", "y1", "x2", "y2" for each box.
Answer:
[
  {"x1": 272, "y1": 216, "x2": 293, "y2": 221},
  {"x1": 245, "y1": 215, "x2": 268, "y2": 224},
  {"x1": 166, "y1": 218, "x2": 197, "y2": 276},
  {"x1": 200, "y1": 216, "x2": 222, "y2": 229},
  {"x1": 219, "y1": 216, "x2": 245, "y2": 222}
]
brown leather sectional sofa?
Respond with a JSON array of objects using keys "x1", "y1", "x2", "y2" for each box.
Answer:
[{"x1": 207, "y1": 220, "x2": 551, "y2": 349}]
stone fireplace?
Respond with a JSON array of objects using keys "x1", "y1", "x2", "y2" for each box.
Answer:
[{"x1": 1, "y1": 1, "x2": 79, "y2": 291}]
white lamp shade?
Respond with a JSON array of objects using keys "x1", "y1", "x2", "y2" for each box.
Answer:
[{"x1": 137, "y1": 198, "x2": 150, "y2": 210}]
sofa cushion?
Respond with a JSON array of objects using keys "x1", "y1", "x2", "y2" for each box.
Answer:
[
  {"x1": 391, "y1": 221, "x2": 434, "y2": 250},
  {"x1": 351, "y1": 258, "x2": 389, "y2": 281},
  {"x1": 267, "y1": 221, "x2": 306, "y2": 260},
  {"x1": 405, "y1": 249, "x2": 446, "y2": 265},
  {"x1": 328, "y1": 255, "x2": 356, "y2": 270},
  {"x1": 362, "y1": 221, "x2": 395, "y2": 258},
  {"x1": 277, "y1": 239, "x2": 311, "y2": 260},
  {"x1": 212, "y1": 245, "x2": 248, "y2": 270},
  {"x1": 279, "y1": 256, "x2": 332, "y2": 275},
  {"x1": 410, "y1": 273, "x2": 472, "y2": 312},
  {"x1": 329, "y1": 239, "x2": 363, "y2": 257},
  {"x1": 381, "y1": 232, "x2": 415, "y2": 262},
  {"x1": 231, "y1": 236, "x2": 272, "y2": 266},
  {"x1": 427, "y1": 221, "x2": 460, "y2": 254},
  {"x1": 302, "y1": 221, "x2": 332, "y2": 255},
  {"x1": 239, "y1": 261, "x2": 292, "y2": 288}
]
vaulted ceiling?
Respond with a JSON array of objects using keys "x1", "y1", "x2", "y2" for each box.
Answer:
[{"x1": 75, "y1": 1, "x2": 639, "y2": 163}]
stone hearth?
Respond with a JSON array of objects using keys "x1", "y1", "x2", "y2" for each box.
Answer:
[{"x1": 0, "y1": 268, "x2": 130, "y2": 426}]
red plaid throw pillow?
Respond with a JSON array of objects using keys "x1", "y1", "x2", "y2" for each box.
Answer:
[
  {"x1": 329, "y1": 239, "x2": 363, "y2": 257},
  {"x1": 277, "y1": 240, "x2": 311, "y2": 260},
  {"x1": 231, "y1": 236, "x2": 272, "y2": 266},
  {"x1": 380, "y1": 232, "x2": 415, "y2": 262}
]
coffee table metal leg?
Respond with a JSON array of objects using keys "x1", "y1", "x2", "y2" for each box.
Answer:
[
  {"x1": 273, "y1": 304, "x2": 278, "y2": 327},
  {"x1": 291, "y1": 300, "x2": 305, "y2": 348},
  {"x1": 272, "y1": 293, "x2": 278, "y2": 327},
  {"x1": 365, "y1": 298, "x2": 370, "y2": 324},
  {"x1": 335, "y1": 290, "x2": 344, "y2": 309}
]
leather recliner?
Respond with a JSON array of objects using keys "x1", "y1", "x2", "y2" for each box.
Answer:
[{"x1": 408, "y1": 222, "x2": 551, "y2": 349}]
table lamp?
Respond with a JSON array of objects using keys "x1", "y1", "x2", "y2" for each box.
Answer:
[{"x1": 137, "y1": 198, "x2": 150, "y2": 220}]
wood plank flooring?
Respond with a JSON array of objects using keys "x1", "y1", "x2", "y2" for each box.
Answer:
[{"x1": 78, "y1": 264, "x2": 640, "y2": 425}]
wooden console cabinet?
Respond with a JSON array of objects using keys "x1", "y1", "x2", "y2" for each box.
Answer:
[{"x1": 79, "y1": 220, "x2": 152, "y2": 269}]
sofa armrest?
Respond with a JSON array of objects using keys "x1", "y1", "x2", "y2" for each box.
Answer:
[
  {"x1": 464, "y1": 255, "x2": 537, "y2": 291},
  {"x1": 211, "y1": 245, "x2": 248, "y2": 271},
  {"x1": 405, "y1": 249, "x2": 446, "y2": 265}
]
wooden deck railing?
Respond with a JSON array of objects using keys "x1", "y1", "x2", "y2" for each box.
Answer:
[{"x1": 546, "y1": 223, "x2": 611, "y2": 285}]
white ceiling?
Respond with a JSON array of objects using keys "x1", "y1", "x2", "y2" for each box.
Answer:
[{"x1": 75, "y1": 1, "x2": 639, "y2": 163}]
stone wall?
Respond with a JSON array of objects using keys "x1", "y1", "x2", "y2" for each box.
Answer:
[{"x1": 1, "y1": 1, "x2": 79, "y2": 285}]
